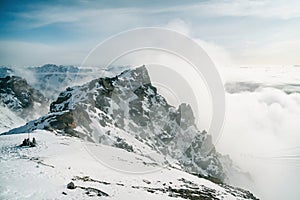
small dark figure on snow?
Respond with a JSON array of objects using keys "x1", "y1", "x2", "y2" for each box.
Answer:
[
  {"x1": 29, "y1": 138, "x2": 36, "y2": 147},
  {"x1": 20, "y1": 138, "x2": 37, "y2": 147},
  {"x1": 21, "y1": 138, "x2": 29, "y2": 146},
  {"x1": 32, "y1": 137, "x2": 36, "y2": 145}
]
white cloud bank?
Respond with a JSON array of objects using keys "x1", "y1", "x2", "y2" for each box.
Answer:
[{"x1": 217, "y1": 87, "x2": 300, "y2": 200}]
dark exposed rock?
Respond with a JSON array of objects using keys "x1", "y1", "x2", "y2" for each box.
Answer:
[
  {"x1": 77, "y1": 186, "x2": 109, "y2": 197},
  {"x1": 72, "y1": 176, "x2": 111, "y2": 185},
  {"x1": 67, "y1": 181, "x2": 76, "y2": 189}
]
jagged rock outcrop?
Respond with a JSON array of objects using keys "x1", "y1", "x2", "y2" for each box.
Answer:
[{"x1": 50, "y1": 66, "x2": 225, "y2": 180}]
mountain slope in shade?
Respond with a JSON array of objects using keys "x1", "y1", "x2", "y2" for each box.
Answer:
[
  {"x1": 0, "y1": 76, "x2": 49, "y2": 121},
  {"x1": 0, "y1": 131, "x2": 259, "y2": 200}
]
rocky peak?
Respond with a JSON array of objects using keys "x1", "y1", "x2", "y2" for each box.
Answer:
[
  {"x1": 119, "y1": 65, "x2": 151, "y2": 86},
  {"x1": 3, "y1": 66, "x2": 226, "y2": 182}
]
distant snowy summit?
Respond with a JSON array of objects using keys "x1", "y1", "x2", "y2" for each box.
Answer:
[
  {"x1": 0, "y1": 64, "x2": 130, "y2": 101},
  {"x1": 1, "y1": 64, "x2": 88, "y2": 101}
]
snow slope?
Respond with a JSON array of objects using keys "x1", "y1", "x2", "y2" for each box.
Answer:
[
  {"x1": 0, "y1": 104, "x2": 25, "y2": 133},
  {"x1": 0, "y1": 130, "x2": 258, "y2": 200}
]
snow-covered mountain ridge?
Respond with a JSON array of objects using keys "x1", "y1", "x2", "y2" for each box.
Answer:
[
  {"x1": 4, "y1": 66, "x2": 241, "y2": 182},
  {"x1": 0, "y1": 64, "x2": 258, "y2": 199}
]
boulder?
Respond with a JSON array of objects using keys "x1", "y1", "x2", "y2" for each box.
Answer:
[{"x1": 67, "y1": 181, "x2": 76, "y2": 189}]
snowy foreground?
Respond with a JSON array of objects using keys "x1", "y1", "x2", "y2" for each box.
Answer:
[{"x1": 0, "y1": 131, "x2": 256, "y2": 200}]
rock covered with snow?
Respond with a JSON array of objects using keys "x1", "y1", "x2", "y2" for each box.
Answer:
[{"x1": 3, "y1": 66, "x2": 227, "y2": 181}]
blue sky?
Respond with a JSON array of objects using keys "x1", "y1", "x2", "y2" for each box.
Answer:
[{"x1": 0, "y1": 0, "x2": 300, "y2": 66}]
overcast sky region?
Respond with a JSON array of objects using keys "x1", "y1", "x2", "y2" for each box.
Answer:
[{"x1": 1, "y1": 0, "x2": 300, "y2": 67}]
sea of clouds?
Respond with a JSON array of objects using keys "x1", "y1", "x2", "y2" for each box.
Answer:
[{"x1": 217, "y1": 66, "x2": 300, "y2": 200}]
